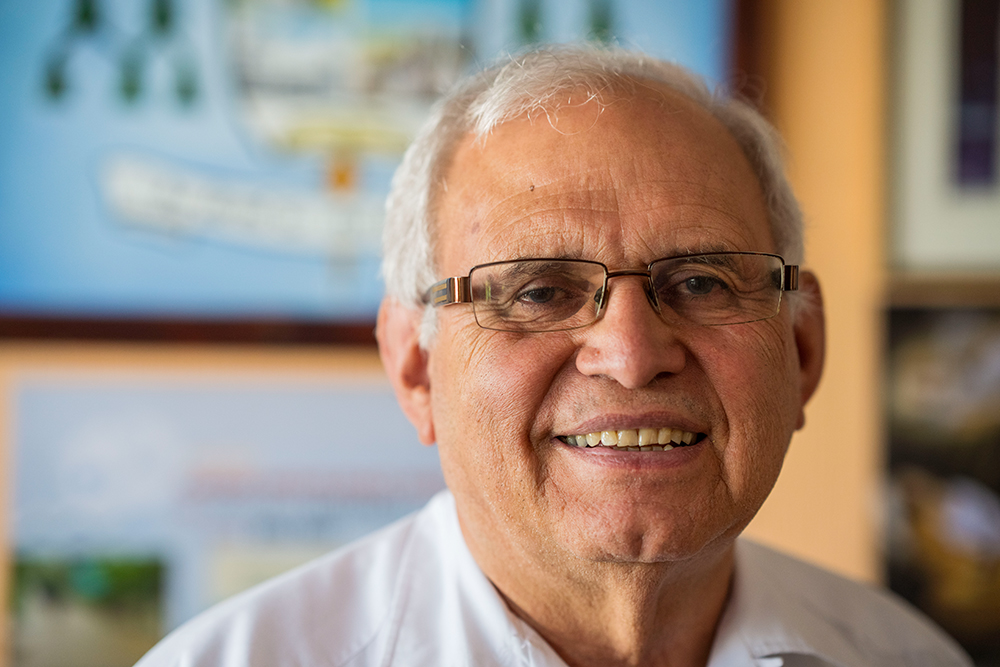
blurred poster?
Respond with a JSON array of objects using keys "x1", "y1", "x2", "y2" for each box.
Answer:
[
  {"x1": 956, "y1": 0, "x2": 998, "y2": 186},
  {"x1": 0, "y1": 0, "x2": 729, "y2": 324},
  {"x1": 12, "y1": 557, "x2": 163, "y2": 667},
  {"x1": 887, "y1": 309, "x2": 1000, "y2": 664},
  {"x1": 10, "y1": 374, "x2": 443, "y2": 664},
  {"x1": 893, "y1": 0, "x2": 1000, "y2": 271},
  {"x1": 0, "y1": 0, "x2": 470, "y2": 322}
]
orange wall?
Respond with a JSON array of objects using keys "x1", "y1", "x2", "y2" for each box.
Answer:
[{"x1": 742, "y1": 0, "x2": 888, "y2": 583}]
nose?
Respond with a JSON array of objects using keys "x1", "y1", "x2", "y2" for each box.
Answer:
[{"x1": 574, "y1": 276, "x2": 687, "y2": 389}]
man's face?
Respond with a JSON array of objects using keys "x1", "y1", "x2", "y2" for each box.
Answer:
[{"x1": 411, "y1": 86, "x2": 820, "y2": 567}]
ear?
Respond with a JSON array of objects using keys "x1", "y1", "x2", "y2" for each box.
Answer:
[
  {"x1": 377, "y1": 297, "x2": 436, "y2": 445},
  {"x1": 792, "y1": 271, "x2": 826, "y2": 430}
]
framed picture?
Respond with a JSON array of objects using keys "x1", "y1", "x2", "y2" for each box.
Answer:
[
  {"x1": 0, "y1": 0, "x2": 732, "y2": 343},
  {"x1": 892, "y1": 0, "x2": 1000, "y2": 273},
  {"x1": 3, "y1": 347, "x2": 443, "y2": 663}
]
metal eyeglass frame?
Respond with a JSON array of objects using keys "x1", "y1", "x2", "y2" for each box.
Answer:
[{"x1": 422, "y1": 251, "x2": 799, "y2": 332}]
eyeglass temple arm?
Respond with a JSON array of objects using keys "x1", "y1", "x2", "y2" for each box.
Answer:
[
  {"x1": 783, "y1": 265, "x2": 799, "y2": 291},
  {"x1": 425, "y1": 276, "x2": 472, "y2": 306}
]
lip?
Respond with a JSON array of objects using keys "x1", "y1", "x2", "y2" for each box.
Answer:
[
  {"x1": 556, "y1": 411, "x2": 708, "y2": 440},
  {"x1": 555, "y1": 435, "x2": 708, "y2": 470}
]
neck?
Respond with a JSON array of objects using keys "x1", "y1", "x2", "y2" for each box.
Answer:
[{"x1": 466, "y1": 522, "x2": 736, "y2": 667}]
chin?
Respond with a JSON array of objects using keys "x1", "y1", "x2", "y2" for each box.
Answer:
[
  {"x1": 555, "y1": 507, "x2": 742, "y2": 566},
  {"x1": 554, "y1": 490, "x2": 754, "y2": 564}
]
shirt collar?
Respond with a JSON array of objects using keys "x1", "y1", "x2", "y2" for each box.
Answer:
[
  {"x1": 421, "y1": 496, "x2": 854, "y2": 667},
  {"x1": 707, "y1": 539, "x2": 862, "y2": 667}
]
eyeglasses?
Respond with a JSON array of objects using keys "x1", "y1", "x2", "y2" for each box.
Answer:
[{"x1": 423, "y1": 252, "x2": 799, "y2": 332}]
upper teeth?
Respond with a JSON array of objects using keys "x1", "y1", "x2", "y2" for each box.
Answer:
[{"x1": 564, "y1": 428, "x2": 697, "y2": 450}]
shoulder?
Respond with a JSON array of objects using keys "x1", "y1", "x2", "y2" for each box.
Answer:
[
  {"x1": 733, "y1": 540, "x2": 973, "y2": 666},
  {"x1": 135, "y1": 493, "x2": 456, "y2": 667}
]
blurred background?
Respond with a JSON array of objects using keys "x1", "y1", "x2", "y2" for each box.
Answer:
[{"x1": 0, "y1": 0, "x2": 998, "y2": 665}]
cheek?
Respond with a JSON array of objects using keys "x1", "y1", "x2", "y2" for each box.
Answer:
[
  {"x1": 429, "y1": 324, "x2": 574, "y2": 493},
  {"x1": 705, "y1": 325, "x2": 802, "y2": 501}
]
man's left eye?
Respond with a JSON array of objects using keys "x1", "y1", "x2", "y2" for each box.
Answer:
[
  {"x1": 517, "y1": 286, "x2": 559, "y2": 303},
  {"x1": 683, "y1": 275, "x2": 726, "y2": 295}
]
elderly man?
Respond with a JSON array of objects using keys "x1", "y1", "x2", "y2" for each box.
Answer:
[{"x1": 136, "y1": 47, "x2": 971, "y2": 667}]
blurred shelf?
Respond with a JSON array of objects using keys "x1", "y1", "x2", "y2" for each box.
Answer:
[{"x1": 889, "y1": 272, "x2": 1000, "y2": 308}]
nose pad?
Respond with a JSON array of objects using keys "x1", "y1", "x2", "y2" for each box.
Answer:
[
  {"x1": 593, "y1": 275, "x2": 661, "y2": 321},
  {"x1": 594, "y1": 285, "x2": 607, "y2": 314},
  {"x1": 642, "y1": 281, "x2": 661, "y2": 313}
]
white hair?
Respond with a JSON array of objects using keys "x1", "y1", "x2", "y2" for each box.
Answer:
[{"x1": 381, "y1": 45, "x2": 804, "y2": 346}]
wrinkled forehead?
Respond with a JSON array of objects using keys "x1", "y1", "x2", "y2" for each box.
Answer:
[{"x1": 431, "y1": 84, "x2": 771, "y2": 270}]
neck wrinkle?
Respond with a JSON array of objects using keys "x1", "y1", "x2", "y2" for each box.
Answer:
[{"x1": 482, "y1": 539, "x2": 737, "y2": 667}]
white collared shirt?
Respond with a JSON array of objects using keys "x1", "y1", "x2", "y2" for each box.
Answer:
[{"x1": 136, "y1": 491, "x2": 972, "y2": 667}]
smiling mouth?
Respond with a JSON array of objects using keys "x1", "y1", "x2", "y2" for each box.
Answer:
[{"x1": 557, "y1": 428, "x2": 706, "y2": 452}]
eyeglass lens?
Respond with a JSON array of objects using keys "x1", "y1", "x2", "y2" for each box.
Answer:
[{"x1": 468, "y1": 254, "x2": 785, "y2": 332}]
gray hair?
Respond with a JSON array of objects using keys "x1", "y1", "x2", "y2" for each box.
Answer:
[{"x1": 381, "y1": 45, "x2": 804, "y2": 345}]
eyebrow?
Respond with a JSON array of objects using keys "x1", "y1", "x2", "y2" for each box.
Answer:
[
  {"x1": 672, "y1": 242, "x2": 741, "y2": 256},
  {"x1": 489, "y1": 260, "x2": 595, "y2": 284},
  {"x1": 493, "y1": 259, "x2": 571, "y2": 276},
  {"x1": 506, "y1": 243, "x2": 742, "y2": 263},
  {"x1": 673, "y1": 253, "x2": 739, "y2": 268}
]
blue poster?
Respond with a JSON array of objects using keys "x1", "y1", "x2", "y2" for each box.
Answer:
[
  {"x1": 0, "y1": 0, "x2": 729, "y2": 322},
  {"x1": 12, "y1": 373, "x2": 444, "y2": 663}
]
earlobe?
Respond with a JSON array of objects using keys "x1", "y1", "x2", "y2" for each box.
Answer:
[
  {"x1": 792, "y1": 271, "x2": 826, "y2": 430},
  {"x1": 376, "y1": 298, "x2": 436, "y2": 445}
]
